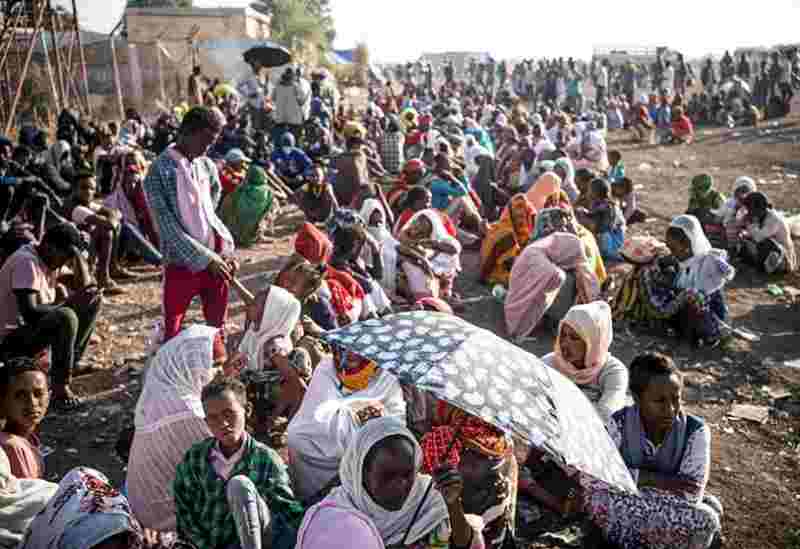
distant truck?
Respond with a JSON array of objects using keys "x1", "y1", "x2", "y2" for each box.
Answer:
[{"x1": 592, "y1": 45, "x2": 674, "y2": 67}]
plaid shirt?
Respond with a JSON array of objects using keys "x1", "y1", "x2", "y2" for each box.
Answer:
[
  {"x1": 380, "y1": 131, "x2": 405, "y2": 175},
  {"x1": 174, "y1": 436, "x2": 305, "y2": 549},
  {"x1": 143, "y1": 150, "x2": 225, "y2": 273}
]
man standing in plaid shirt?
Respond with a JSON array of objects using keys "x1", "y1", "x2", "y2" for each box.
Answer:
[{"x1": 144, "y1": 107, "x2": 238, "y2": 342}]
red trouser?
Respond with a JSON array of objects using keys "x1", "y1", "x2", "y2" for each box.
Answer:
[{"x1": 162, "y1": 263, "x2": 229, "y2": 341}]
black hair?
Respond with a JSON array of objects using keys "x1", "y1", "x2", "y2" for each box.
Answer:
[
  {"x1": 591, "y1": 178, "x2": 611, "y2": 200},
  {"x1": 179, "y1": 106, "x2": 223, "y2": 137},
  {"x1": 404, "y1": 186, "x2": 430, "y2": 210},
  {"x1": 608, "y1": 150, "x2": 622, "y2": 163},
  {"x1": 0, "y1": 357, "x2": 45, "y2": 395},
  {"x1": 629, "y1": 352, "x2": 681, "y2": 398},
  {"x1": 201, "y1": 375, "x2": 248, "y2": 407},
  {"x1": 42, "y1": 222, "x2": 87, "y2": 253},
  {"x1": 575, "y1": 168, "x2": 595, "y2": 182}
]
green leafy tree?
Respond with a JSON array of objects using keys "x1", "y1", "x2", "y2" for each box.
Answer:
[{"x1": 257, "y1": 0, "x2": 335, "y2": 53}]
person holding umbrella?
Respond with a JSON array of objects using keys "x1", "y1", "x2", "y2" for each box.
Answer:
[{"x1": 295, "y1": 417, "x2": 485, "y2": 549}]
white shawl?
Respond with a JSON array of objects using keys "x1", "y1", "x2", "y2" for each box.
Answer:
[
  {"x1": 360, "y1": 199, "x2": 400, "y2": 297},
  {"x1": 238, "y1": 285, "x2": 302, "y2": 373},
  {"x1": 134, "y1": 324, "x2": 220, "y2": 433},
  {"x1": 0, "y1": 448, "x2": 56, "y2": 548},
  {"x1": 328, "y1": 417, "x2": 449, "y2": 545},
  {"x1": 287, "y1": 358, "x2": 407, "y2": 501}
]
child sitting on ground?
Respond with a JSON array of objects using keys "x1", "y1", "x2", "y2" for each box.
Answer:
[
  {"x1": 670, "y1": 106, "x2": 695, "y2": 144},
  {"x1": 721, "y1": 176, "x2": 757, "y2": 256},
  {"x1": 687, "y1": 173, "x2": 726, "y2": 248},
  {"x1": 583, "y1": 178, "x2": 626, "y2": 262},
  {"x1": 607, "y1": 150, "x2": 625, "y2": 184},
  {"x1": 174, "y1": 376, "x2": 305, "y2": 549},
  {"x1": 70, "y1": 171, "x2": 136, "y2": 295},
  {"x1": 0, "y1": 357, "x2": 49, "y2": 479},
  {"x1": 611, "y1": 177, "x2": 647, "y2": 225}
]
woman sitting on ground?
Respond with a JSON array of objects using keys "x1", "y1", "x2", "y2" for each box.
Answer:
[
  {"x1": 480, "y1": 194, "x2": 536, "y2": 287},
  {"x1": 740, "y1": 191, "x2": 797, "y2": 274},
  {"x1": 584, "y1": 352, "x2": 722, "y2": 549},
  {"x1": 237, "y1": 285, "x2": 317, "y2": 424},
  {"x1": 220, "y1": 164, "x2": 275, "y2": 247},
  {"x1": 295, "y1": 417, "x2": 484, "y2": 549},
  {"x1": 531, "y1": 207, "x2": 608, "y2": 287},
  {"x1": 540, "y1": 302, "x2": 628, "y2": 423},
  {"x1": 360, "y1": 198, "x2": 436, "y2": 304},
  {"x1": 328, "y1": 208, "x2": 393, "y2": 318},
  {"x1": 19, "y1": 467, "x2": 150, "y2": 549},
  {"x1": 387, "y1": 159, "x2": 427, "y2": 217},
  {"x1": 0, "y1": 358, "x2": 50, "y2": 479},
  {"x1": 293, "y1": 222, "x2": 369, "y2": 328},
  {"x1": 505, "y1": 233, "x2": 599, "y2": 339},
  {"x1": 613, "y1": 215, "x2": 735, "y2": 347},
  {"x1": 398, "y1": 209, "x2": 463, "y2": 302},
  {"x1": 126, "y1": 325, "x2": 245, "y2": 533},
  {"x1": 420, "y1": 404, "x2": 517, "y2": 549},
  {"x1": 721, "y1": 176, "x2": 757, "y2": 256},
  {"x1": 287, "y1": 349, "x2": 407, "y2": 505},
  {"x1": 0, "y1": 446, "x2": 56, "y2": 548}
]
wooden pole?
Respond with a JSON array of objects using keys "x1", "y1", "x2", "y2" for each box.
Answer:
[
  {"x1": 71, "y1": 0, "x2": 91, "y2": 116},
  {"x1": 156, "y1": 41, "x2": 166, "y2": 103},
  {"x1": 5, "y1": 1, "x2": 46, "y2": 134},
  {"x1": 109, "y1": 34, "x2": 125, "y2": 121},
  {"x1": 39, "y1": 31, "x2": 61, "y2": 111},
  {"x1": 47, "y1": 0, "x2": 67, "y2": 110}
]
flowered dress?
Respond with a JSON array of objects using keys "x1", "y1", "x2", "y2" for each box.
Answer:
[
  {"x1": 580, "y1": 408, "x2": 722, "y2": 549},
  {"x1": 612, "y1": 255, "x2": 728, "y2": 343}
]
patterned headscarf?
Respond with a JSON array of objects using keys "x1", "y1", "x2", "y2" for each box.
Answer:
[
  {"x1": 690, "y1": 173, "x2": 714, "y2": 200},
  {"x1": 326, "y1": 208, "x2": 365, "y2": 241},
  {"x1": 420, "y1": 405, "x2": 509, "y2": 473},
  {"x1": 19, "y1": 468, "x2": 143, "y2": 549}
]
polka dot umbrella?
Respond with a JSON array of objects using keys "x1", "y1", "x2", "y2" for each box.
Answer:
[{"x1": 322, "y1": 310, "x2": 636, "y2": 493}]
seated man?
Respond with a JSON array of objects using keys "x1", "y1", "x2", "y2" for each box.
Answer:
[
  {"x1": 174, "y1": 376, "x2": 305, "y2": 549},
  {"x1": 291, "y1": 164, "x2": 339, "y2": 225},
  {"x1": 271, "y1": 133, "x2": 312, "y2": 191},
  {"x1": 0, "y1": 222, "x2": 101, "y2": 410},
  {"x1": 69, "y1": 171, "x2": 139, "y2": 294}
]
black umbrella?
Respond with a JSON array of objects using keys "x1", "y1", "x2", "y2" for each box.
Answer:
[{"x1": 243, "y1": 41, "x2": 292, "y2": 68}]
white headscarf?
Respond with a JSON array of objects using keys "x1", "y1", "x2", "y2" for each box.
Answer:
[
  {"x1": 238, "y1": 285, "x2": 302, "y2": 373},
  {"x1": 328, "y1": 417, "x2": 449, "y2": 545},
  {"x1": 48, "y1": 140, "x2": 71, "y2": 173},
  {"x1": 287, "y1": 359, "x2": 407, "y2": 501},
  {"x1": 404, "y1": 209, "x2": 462, "y2": 276},
  {"x1": 670, "y1": 215, "x2": 735, "y2": 295},
  {"x1": 0, "y1": 448, "x2": 57, "y2": 548},
  {"x1": 360, "y1": 199, "x2": 399, "y2": 297},
  {"x1": 134, "y1": 324, "x2": 220, "y2": 432}
]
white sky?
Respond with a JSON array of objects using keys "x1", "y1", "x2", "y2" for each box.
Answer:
[{"x1": 77, "y1": 0, "x2": 800, "y2": 61}]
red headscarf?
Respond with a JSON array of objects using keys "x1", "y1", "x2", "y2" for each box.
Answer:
[
  {"x1": 420, "y1": 405, "x2": 510, "y2": 473},
  {"x1": 295, "y1": 222, "x2": 333, "y2": 264}
]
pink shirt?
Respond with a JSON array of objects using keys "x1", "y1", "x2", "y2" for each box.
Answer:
[
  {"x1": 209, "y1": 434, "x2": 248, "y2": 480},
  {"x1": 0, "y1": 245, "x2": 57, "y2": 341},
  {"x1": 0, "y1": 432, "x2": 44, "y2": 479}
]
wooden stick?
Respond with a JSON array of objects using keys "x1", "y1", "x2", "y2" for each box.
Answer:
[{"x1": 231, "y1": 277, "x2": 255, "y2": 307}]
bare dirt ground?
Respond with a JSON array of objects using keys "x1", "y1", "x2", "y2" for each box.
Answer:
[{"x1": 39, "y1": 119, "x2": 800, "y2": 548}]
